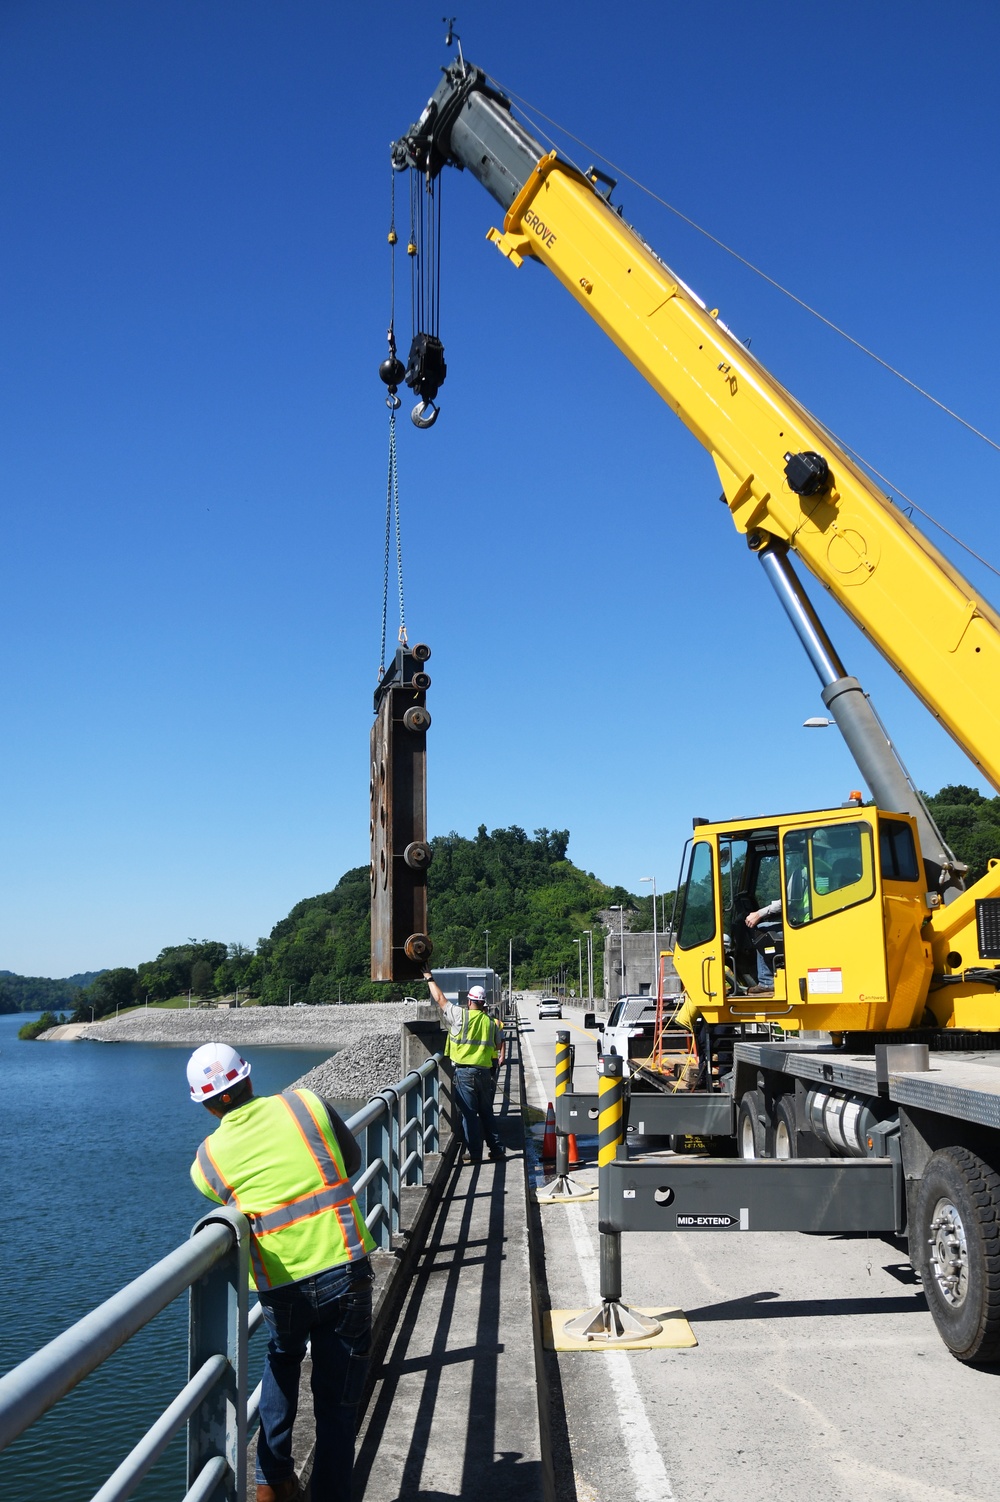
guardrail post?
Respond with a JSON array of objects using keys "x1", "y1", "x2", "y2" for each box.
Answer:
[
  {"x1": 402, "y1": 1016, "x2": 450, "y2": 1147},
  {"x1": 379, "y1": 1089, "x2": 401, "y2": 1239},
  {"x1": 365, "y1": 1106, "x2": 391, "y2": 1251},
  {"x1": 562, "y1": 1054, "x2": 662, "y2": 1343},
  {"x1": 403, "y1": 1075, "x2": 423, "y2": 1186},
  {"x1": 426, "y1": 1061, "x2": 440, "y2": 1154},
  {"x1": 187, "y1": 1208, "x2": 249, "y2": 1502}
]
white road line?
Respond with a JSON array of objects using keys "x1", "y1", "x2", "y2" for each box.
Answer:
[{"x1": 522, "y1": 1019, "x2": 675, "y2": 1502}]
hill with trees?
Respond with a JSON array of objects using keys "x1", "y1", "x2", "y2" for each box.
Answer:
[
  {"x1": 42, "y1": 785, "x2": 1000, "y2": 1021},
  {"x1": 0, "y1": 970, "x2": 104, "y2": 1014}
]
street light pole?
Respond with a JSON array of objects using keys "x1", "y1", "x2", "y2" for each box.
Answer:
[
  {"x1": 609, "y1": 905, "x2": 626, "y2": 1002},
  {"x1": 572, "y1": 938, "x2": 583, "y2": 1000},
  {"x1": 508, "y1": 938, "x2": 513, "y2": 1001},
  {"x1": 641, "y1": 876, "x2": 658, "y2": 1002},
  {"x1": 583, "y1": 930, "x2": 593, "y2": 1004},
  {"x1": 484, "y1": 929, "x2": 490, "y2": 971}
]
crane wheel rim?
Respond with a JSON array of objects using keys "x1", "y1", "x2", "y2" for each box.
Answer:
[
  {"x1": 774, "y1": 1120, "x2": 793, "y2": 1159},
  {"x1": 927, "y1": 1197, "x2": 969, "y2": 1308}
]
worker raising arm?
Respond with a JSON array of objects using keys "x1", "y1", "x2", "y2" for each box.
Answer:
[{"x1": 423, "y1": 969, "x2": 505, "y2": 1164}]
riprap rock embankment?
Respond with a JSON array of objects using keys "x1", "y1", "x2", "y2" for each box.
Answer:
[{"x1": 55, "y1": 1002, "x2": 444, "y2": 1102}]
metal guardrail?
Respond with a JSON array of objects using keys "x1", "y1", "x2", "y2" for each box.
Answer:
[{"x1": 0, "y1": 1055, "x2": 444, "y2": 1502}]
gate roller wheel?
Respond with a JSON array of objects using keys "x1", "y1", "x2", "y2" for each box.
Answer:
[
  {"x1": 403, "y1": 840, "x2": 433, "y2": 870},
  {"x1": 403, "y1": 706, "x2": 431, "y2": 732},
  {"x1": 412, "y1": 643, "x2": 431, "y2": 661},
  {"x1": 411, "y1": 671, "x2": 432, "y2": 690},
  {"x1": 404, "y1": 932, "x2": 433, "y2": 962}
]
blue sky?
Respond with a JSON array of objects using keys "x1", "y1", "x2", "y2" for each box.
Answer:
[{"x1": 3, "y1": 1, "x2": 999, "y2": 975}]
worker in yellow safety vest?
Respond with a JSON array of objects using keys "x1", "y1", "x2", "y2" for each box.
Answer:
[
  {"x1": 188, "y1": 1042, "x2": 375, "y2": 1502},
  {"x1": 423, "y1": 972, "x2": 506, "y2": 1164}
]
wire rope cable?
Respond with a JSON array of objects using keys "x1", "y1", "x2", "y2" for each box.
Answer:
[
  {"x1": 484, "y1": 72, "x2": 1000, "y2": 580},
  {"x1": 379, "y1": 167, "x2": 408, "y2": 680}
]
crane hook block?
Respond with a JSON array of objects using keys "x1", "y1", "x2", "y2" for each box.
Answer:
[{"x1": 405, "y1": 332, "x2": 447, "y2": 402}]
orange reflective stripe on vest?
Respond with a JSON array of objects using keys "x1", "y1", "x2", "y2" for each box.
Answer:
[{"x1": 195, "y1": 1139, "x2": 271, "y2": 1288}]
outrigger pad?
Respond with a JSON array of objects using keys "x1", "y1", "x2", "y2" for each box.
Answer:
[{"x1": 550, "y1": 1303, "x2": 696, "y2": 1350}]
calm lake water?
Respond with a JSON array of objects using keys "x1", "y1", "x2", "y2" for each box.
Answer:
[{"x1": 0, "y1": 1011, "x2": 347, "y2": 1501}]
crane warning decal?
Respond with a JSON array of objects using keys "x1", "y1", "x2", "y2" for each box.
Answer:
[{"x1": 807, "y1": 967, "x2": 843, "y2": 995}]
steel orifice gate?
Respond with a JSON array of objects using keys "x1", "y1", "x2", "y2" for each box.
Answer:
[{"x1": 370, "y1": 643, "x2": 433, "y2": 981}]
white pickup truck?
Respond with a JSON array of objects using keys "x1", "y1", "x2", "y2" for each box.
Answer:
[{"x1": 591, "y1": 997, "x2": 660, "y2": 1077}]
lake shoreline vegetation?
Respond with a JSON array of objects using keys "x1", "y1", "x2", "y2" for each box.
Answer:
[{"x1": 5, "y1": 791, "x2": 997, "y2": 1028}]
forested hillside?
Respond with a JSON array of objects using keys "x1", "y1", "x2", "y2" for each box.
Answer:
[
  {"x1": 922, "y1": 785, "x2": 1000, "y2": 883},
  {"x1": 253, "y1": 825, "x2": 639, "y2": 1006},
  {"x1": 0, "y1": 970, "x2": 104, "y2": 1014}
]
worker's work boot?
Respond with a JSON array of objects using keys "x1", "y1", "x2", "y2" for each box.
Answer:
[{"x1": 257, "y1": 1479, "x2": 300, "y2": 1502}]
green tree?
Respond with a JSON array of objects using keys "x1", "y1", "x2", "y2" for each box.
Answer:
[
  {"x1": 74, "y1": 968, "x2": 139, "y2": 1021},
  {"x1": 923, "y1": 784, "x2": 1000, "y2": 884}
]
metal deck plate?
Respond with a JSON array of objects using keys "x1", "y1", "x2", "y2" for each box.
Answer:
[{"x1": 736, "y1": 1042, "x2": 1000, "y2": 1129}]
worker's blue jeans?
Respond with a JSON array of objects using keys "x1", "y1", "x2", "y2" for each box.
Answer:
[
  {"x1": 256, "y1": 1258, "x2": 373, "y2": 1501},
  {"x1": 453, "y1": 1064, "x2": 501, "y2": 1160}
]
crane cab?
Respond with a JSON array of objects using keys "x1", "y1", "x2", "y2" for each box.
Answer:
[{"x1": 669, "y1": 807, "x2": 933, "y2": 1034}]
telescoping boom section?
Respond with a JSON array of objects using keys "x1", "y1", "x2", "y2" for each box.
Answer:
[
  {"x1": 394, "y1": 63, "x2": 1000, "y2": 1034},
  {"x1": 394, "y1": 63, "x2": 1000, "y2": 793}
]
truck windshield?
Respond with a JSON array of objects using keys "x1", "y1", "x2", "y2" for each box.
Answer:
[{"x1": 676, "y1": 841, "x2": 716, "y2": 949}]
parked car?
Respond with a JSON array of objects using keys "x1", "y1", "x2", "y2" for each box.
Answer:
[
  {"x1": 592, "y1": 996, "x2": 659, "y2": 1076},
  {"x1": 537, "y1": 997, "x2": 563, "y2": 1020}
]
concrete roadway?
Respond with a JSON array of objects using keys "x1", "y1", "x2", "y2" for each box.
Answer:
[{"x1": 522, "y1": 1007, "x2": 1000, "y2": 1502}]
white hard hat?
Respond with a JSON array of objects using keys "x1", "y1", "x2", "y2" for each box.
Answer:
[
  {"x1": 187, "y1": 1042, "x2": 251, "y2": 1102},
  {"x1": 467, "y1": 985, "x2": 486, "y2": 1002}
]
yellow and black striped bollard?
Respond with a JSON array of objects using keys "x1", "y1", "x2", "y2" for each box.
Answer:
[
  {"x1": 554, "y1": 1030, "x2": 572, "y2": 1177},
  {"x1": 598, "y1": 1053, "x2": 625, "y2": 1302}
]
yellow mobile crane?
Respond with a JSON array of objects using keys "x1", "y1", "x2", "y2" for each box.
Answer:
[{"x1": 394, "y1": 61, "x2": 1000, "y2": 1360}]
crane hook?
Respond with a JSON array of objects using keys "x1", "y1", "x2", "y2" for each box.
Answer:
[{"x1": 411, "y1": 399, "x2": 440, "y2": 429}]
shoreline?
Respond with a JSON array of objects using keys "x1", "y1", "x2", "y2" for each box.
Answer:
[{"x1": 37, "y1": 1001, "x2": 445, "y2": 1102}]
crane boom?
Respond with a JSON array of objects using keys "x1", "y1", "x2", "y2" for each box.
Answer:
[{"x1": 394, "y1": 63, "x2": 1000, "y2": 796}]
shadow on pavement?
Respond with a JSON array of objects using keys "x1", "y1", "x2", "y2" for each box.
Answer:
[{"x1": 684, "y1": 1288, "x2": 928, "y2": 1322}]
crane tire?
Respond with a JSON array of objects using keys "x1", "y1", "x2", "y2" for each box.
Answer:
[
  {"x1": 773, "y1": 1096, "x2": 798, "y2": 1159},
  {"x1": 737, "y1": 1089, "x2": 768, "y2": 1158},
  {"x1": 914, "y1": 1146, "x2": 1000, "y2": 1363}
]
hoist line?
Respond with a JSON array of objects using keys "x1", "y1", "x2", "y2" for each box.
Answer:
[
  {"x1": 378, "y1": 409, "x2": 407, "y2": 679},
  {"x1": 485, "y1": 72, "x2": 1000, "y2": 581},
  {"x1": 379, "y1": 166, "x2": 407, "y2": 680},
  {"x1": 388, "y1": 165, "x2": 396, "y2": 336}
]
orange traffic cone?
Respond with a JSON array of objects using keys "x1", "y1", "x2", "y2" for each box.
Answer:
[
  {"x1": 567, "y1": 1132, "x2": 580, "y2": 1166},
  {"x1": 541, "y1": 1102, "x2": 557, "y2": 1161}
]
